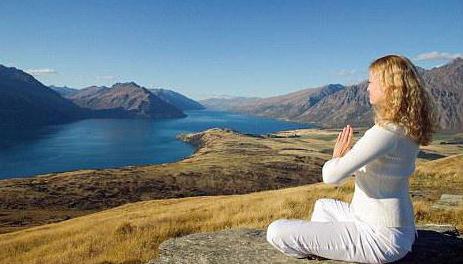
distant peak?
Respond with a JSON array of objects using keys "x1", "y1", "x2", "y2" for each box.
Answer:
[
  {"x1": 326, "y1": 83, "x2": 344, "y2": 88},
  {"x1": 111, "y1": 81, "x2": 141, "y2": 88},
  {"x1": 434, "y1": 57, "x2": 463, "y2": 69},
  {"x1": 323, "y1": 83, "x2": 345, "y2": 90}
]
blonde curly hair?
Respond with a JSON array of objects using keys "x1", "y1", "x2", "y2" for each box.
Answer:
[{"x1": 369, "y1": 54, "x2": 440, "y2": 146}]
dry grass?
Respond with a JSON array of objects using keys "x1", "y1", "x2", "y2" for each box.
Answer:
[
  {"x1": 1, "y1": 126, "x2": 458, "y2": 234},
  {"x1": 0, "y1": 127, "x2": 334, "y2": 234},
  {"x1": 0, "y1": 128, "x2": 461, "y2": 264},
  {"x1": 0, "y1": 182, "x2": 349, "y2": 264},
  {"x1": 0, "y1": 154, "x2": 461, "y2": 264}
]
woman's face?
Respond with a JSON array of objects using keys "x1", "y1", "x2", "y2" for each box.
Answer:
[{"x1": 367, "y1": 70, "x2": 386, "y2": 106}]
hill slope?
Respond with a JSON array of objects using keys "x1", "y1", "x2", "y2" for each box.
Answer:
[
  {"x1": 0, "y1": 153, "x2": 461, "y2": 264},
  {"x1": 148, "y1": 88, "x2": 206, "y2": 111},
  {"x1": 67, "y1": 82, "x2": 187, "y2": 119},
  {"x1": 0, "y1": 65, "x2": 89, "y2": 127}
]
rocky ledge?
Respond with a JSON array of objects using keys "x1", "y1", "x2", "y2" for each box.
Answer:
[{"x1": 147, "y1": 224, "x2": 463, "y2": 264}]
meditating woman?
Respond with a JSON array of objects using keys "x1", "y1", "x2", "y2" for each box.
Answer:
[{"x1": 266, "y1": 54, "x2": 439, "y2": 263}]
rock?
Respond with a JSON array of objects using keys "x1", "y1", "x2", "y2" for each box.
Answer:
[
  {"x1": 431, "y1": 194, "x2": 463, "y2": 210},
  {"x1": 416, "y1": 150, "x2": 447, "y2": 160},
  {"x1": 399, "y1": 224, "x2": 463, "y2": 263},
  {"x1": 146, "y1": 224, "x2": 463, "y2": 264}
]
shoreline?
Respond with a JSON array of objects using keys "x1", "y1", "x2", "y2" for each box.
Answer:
[
  {"x1": 0, "y1": 126, "x2": 460, "y2": 234},
  {"x1": 0, "y1": 125, "x2": 350, "y2": 182},
  {"x1": 0, "y1": 126, "x2": 335, "y2": 233}
]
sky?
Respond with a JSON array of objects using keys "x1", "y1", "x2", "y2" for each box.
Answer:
[{"x1": 0, "y1": 0, "x2": 462, "y2": 100}]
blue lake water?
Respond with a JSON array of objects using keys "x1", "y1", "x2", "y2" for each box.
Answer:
[{"x1": 0, "y1": 109, "x2": 316, "y2": 179}]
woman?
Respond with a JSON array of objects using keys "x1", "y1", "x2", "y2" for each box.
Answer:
[{"x1": 266, "y1": 54, "x2": 439, "y2": 263}]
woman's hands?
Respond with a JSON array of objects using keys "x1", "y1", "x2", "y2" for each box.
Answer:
[{"x1": 332, "y1": 125, "x2": 354, "y2": 158}]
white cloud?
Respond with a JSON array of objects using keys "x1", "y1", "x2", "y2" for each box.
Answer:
[
  {"x1": 335, "y1": 69, "x2": 367, "y2": 86},
  {"x1": 414, "y1": 51, "x2": 462, "y2": 62},
  {"x1": 336, "y1": 69, "x2": 358, "y2": 76},
  {"x1": 344, "y1": 78, "x2": 367, "y2": 86},
  {"x1": 25, "y1": 68, "x2": 58, "y2": 76}
]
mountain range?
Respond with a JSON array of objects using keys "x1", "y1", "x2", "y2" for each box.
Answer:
[
  {"x1": 199, "y1": 58, "x2": 463, "y2": 132},
  {"x1": 2, "y1": 58, "x2": 462, "y2": 131},
  {"x1": 57, "y1": 82, "x2": 187, "y2": 119},
  {"x1": 52, "y1": 84, "x2": 205, "y2": 113},
  {"x1": 0, "y1": 65, "x2": 205, "y2": 126},
  {"x1": 0, "y1": 65, "x2": 89, "y2": 127}
]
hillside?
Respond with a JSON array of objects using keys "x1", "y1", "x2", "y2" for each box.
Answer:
[
  {"x1": 0, "y1": 152, "x2": 461, "y2": 264},
  {"x1": 0, "y1": 65, "x2": 191, "y2": 127},
  {"x1": 51, "y1": 85, "x2": 205, "y2": 113},
  {"x1": 49, "y1": 85, "x2": 79, "y2": 97},
  {"x1": 0, "y1": 65, "x2": 90, "y2": 127},
  {"x1": 148, "y1": 88, "x2": 206, "y2": 111},
  {"x1": 0, "y1": 126, "x2": 344, "y2": 234},
  {"x1": 66, "y1": 82, "x2": 187, "y2": 119},
  {"x1": 0, "y1": 126, "x2": 461, "y2": 235}
]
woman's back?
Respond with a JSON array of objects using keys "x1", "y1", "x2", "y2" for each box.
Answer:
[{"x1": 322, "y1": 122, "x2": 419, "y2": 228}]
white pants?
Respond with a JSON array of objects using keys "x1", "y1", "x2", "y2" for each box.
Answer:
[{"x1": 266, "y1": 198, "x2": 417, "y2": 263}]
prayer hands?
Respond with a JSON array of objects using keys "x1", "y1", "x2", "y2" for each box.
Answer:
[{"x1": 332, "y1": 124, "x2": 353, "y2": 158}]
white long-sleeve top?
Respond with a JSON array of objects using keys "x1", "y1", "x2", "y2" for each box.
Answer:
[{"x1": 322, "y1": 122, "x2": 420, "y2": 229}]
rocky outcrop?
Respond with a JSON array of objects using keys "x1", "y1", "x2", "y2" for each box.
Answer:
[
  {"x1": 147, "y1": 224, "x2": 463, "y2": 264},
  {"x1": 431, "y1": 194, "x2": 463, "y2": 210}
]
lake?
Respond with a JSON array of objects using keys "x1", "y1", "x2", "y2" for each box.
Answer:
[{"x1": 0, "y1": 109, "x2": 316, "y2": 179}]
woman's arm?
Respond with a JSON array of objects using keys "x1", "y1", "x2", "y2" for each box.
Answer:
[{"x1": 322, "y1": 125, "x2": 397, "y2": 186}]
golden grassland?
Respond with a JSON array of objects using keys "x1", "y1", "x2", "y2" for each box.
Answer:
[
  {"x1": 0, "y1": 153, "x2": 461, "y2": 264},
  {"x1": 1, "y1": 126, "x2": 459, "y2": 235},
  {"x1": 1, "y1": 126, "x2": 370, "y2": 234},
  {"x1": 0, "y1": 127, "x2": 461, "y2": 264}
]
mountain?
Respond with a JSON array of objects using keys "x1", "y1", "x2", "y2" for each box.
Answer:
[
  {"x1": 198, "y1": 96, "x2": 262, "y2": 112},
  {"x1": 290, "y1": 81, "x2": 373, "y2": 127},
  {"x1": 49, "y1": 85, "x2": 79, "y2": 97},
  {"x1": 148, "y1": 88, "x2": 206, "y2": 111},
  {"x1": 200, "y1": 58, "x2": 463, "y2": 132},
  {"x1": 420, "y1": 57, "x2": 463, "y2": 132},
  {"x1": 0, "y1": 65, "x2": 90, "y2": 127},
  {"x1": 67, "y1": 82, "x2": 187, "y2": 119},
  {"x1": 236, "y1": 84, "x2": 346, "y2": 122}
]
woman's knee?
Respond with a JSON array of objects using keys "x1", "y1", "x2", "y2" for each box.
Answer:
[
  {"x1": 266, "y1": 219, "x2": 309, "y2": 258},
  {"x1": 313, "y1": 198, "x2": 330, "y2": 212},
  {"x1": 266, "y1": 219, "x2": 286, "y2": 243}
]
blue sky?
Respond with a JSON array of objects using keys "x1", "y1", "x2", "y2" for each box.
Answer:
[{"x1": 0, "y1": 0, "x2": 461, "y2": 100}]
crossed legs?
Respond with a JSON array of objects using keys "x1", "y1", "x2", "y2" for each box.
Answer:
[{"x1": 266, "y1": 198, "x2": 395, "y2": 263}]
